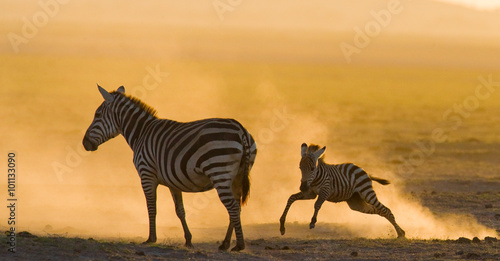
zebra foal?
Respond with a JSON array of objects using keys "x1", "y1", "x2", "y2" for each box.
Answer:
[
  {"x1": 82, "y1": 85, "x2": 257, "y2": 251},
  {"x1": 280, "y1": 143, "x2": 405, "y2": 238}
]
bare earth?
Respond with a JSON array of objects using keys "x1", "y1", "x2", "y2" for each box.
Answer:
[{"x1": 3, "y1": 228, "x2": 499, "y2": 261}]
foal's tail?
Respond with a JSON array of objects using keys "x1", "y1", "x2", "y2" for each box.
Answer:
[{"x1": 369, "y1": 176, "x2": 391, "y2": 185}]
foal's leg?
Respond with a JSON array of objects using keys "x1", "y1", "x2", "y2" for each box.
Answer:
[
  {"x1": 310, "y1": 188, "x2": 330, "y2": 229},
  {"x1": 355, "y1": 189, "x2": 406, "y2": 238},
  {"x1": 280, "y1": 191, "x2": 317, "y2": 235}
]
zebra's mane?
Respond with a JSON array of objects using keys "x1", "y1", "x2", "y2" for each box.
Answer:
[
  {"x1": 112, "y1": 91, "x2": 158, "y2": 118},
  {"x1": 307, "y1": 144, "x2": 326, "y2": 162}
]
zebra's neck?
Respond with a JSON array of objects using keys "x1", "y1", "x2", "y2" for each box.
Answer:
[
  {"x1": 314, "y1": 161, "x2": 328, "y2": 180},
  {"x1": 113, "y1": 96, "x2": 158, "y2": 150}
]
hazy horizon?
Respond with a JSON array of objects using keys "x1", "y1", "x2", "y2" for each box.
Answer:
[{"x1": 438, "y1": 0, "x2": 500, "y2": 10}]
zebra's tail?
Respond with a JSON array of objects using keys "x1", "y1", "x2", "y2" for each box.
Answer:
[
  {"x1": 240, "y1": 134, "x2": 252, "y2": 206},
  {"x1": 369, "y1": 176, "x2": 391, "y2": 185},
  {"x1": 241, "y1": 165, "x2": 251, "y2": 205},
  {"x1": 233, "y1": 120, "x2": 255, "y2": 206}
]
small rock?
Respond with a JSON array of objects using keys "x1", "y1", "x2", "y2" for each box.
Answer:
[
  {"x1": 135, "y1": 251, "x2": 145, "y2": 256},
  {"x1": 472, "y1": 237, "x2": 481, "y2": 244},
  {"x1": 466, "y1": 253, "x2": 480, "y2": 259},
  {"x1": 431, "y1": 191, "x2": 437, "y2": 195},
  {"x1": 250, "y1": 238, "x2": 265, "y2": 246},
  {"x1": 485, "y1": 236, "x2": 497, "y2": 243},
  {"x1": 495, "y1": 214, "x2": 500, "y2": 220},
  {"x1": 485, "y1": 204, "x2": 493, "y2": 209},
  {"x1": 350, "y1": 251, "x2": 358, "y2": 257},
  {"x1": 18, "y1": 231, "x2": 37, "y2": 238},
  {"x1": 281, "y1": 246, "x2": 290, "y2": 250},
  {"x1": 456, "y1": 250, "x2": 464, "y2": 255},
  {"x1": 457, "y1": 237, "x2": 472, "y2": 244},
  {"x1": 264, "y1": 246, "x2": 274, "y2": 250},
  {"x1": 88, "y1": 237, "x2": 95, "y2": 241}
]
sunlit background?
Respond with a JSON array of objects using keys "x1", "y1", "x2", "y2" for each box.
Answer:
[
  {"x1": 438, "y1": 0, "x2": 500, "y2": 9},
  {"x1": 1, "y1": 0, "x2": 499, "y2": 242}
]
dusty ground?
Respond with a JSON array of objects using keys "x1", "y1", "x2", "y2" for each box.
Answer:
[{"x1": 3, "y1": 227, "x2": 499, "y2": 261}]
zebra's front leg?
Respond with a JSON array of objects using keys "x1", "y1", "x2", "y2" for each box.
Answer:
[
  {"x1": 310, "y1": 189, "x2": 329, "y2": 229},
  {"x1": 280, "y1": 191, "x2": 316, "y2": 235},
  {"x1": 169, "y1": 188, "x2": 193, "y2": 248},
  {"x1": 142, "y1": 181, "x2": 159, "y2": 244}
]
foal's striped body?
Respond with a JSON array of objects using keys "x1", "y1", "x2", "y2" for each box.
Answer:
[{"x1": 280, "y1": 143, "x2": 405, "y2": 238}]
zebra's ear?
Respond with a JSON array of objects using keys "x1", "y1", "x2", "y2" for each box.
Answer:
[
  {"x1": 117, "y1": 86, "x2": 125, "y2": 93},
  {"x1": 97, "y1": 84, "x2": 114, "y2": 103},
  {"x1": 301, "y1": 143, "x2": 308, "y2": 157},
  {"x1": 313, "y1": 146, "x2": 326, "y2": 160}
]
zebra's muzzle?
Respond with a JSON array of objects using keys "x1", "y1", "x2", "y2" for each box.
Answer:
[
  {"x1": 300, "y1": 181, "x2": 310, "y2": 192},
  {"x1": 82, "y1": 137, "x2": 98, "y2": 151}
]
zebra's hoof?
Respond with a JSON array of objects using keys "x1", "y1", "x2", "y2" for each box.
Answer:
[
  {"x1": 218, "y1": 241, "x2": 230, "y2": 251},
  {"x1": 231, "y1": 244, "x2": 245, "y2": 252},
  {"x1": 397, "y1": 230, "x2": 406, "y2": 239},
  {"x1": 142, "y1": 238, "x2": 156, "y2": 244},
  {"x1": 185, "y1": 242, "x2": 194, "y2": 248},
  {"x1": 309, "y1": 223, "x2": 315, "y2": 229},
  {"x1": 280, "y1": 224, "x2": 286, "y2": 235}
]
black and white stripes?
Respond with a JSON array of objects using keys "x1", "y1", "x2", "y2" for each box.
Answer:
[
  {"x1": 280, "y1": 143, "x2": 405, "y2": 238},
  {"x1": 83, "y1": 85, "x2": 256, "y2": 251}
]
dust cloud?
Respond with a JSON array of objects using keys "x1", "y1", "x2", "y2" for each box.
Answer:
[{"x1": 1, "y1": 0, "x2": 499, "y2": 243}]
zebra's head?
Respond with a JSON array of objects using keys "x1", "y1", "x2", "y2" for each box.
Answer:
[
  {"x1": 299, "y1": 143, "x2": 326, "y2": 192},
  {"x1": 82, "y1": 85, "x2": 125, "y2": 151}
]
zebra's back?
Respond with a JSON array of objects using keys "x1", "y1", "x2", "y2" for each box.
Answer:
[{"x1": 325, "y1": 163, "x2": 372, "y2": 202}]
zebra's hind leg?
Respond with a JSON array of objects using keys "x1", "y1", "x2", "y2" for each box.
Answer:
[
  {"x1": 218, "y1": 220, "x2": 234, "y2": 251},
  {"x1": 169, "y1": 188, "x2": 193, "y2": 248},
  {"x1": 346, "y1": 193, "x2": 377, "y2": 213},
  {"x1": 216, "y1": 187, "x2": 244, "y2": 251},
  {"x1": 220, "y1": 199, "x2": 244, "y2": 251},
  {"x1": 377, "y1": 203, "x2": 406, "y2": 238},
  {"x1": 350, "y1": 191, "x2": 406, "y2": 238}
]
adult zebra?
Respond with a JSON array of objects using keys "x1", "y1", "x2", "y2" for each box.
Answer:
[
  {"x1": 82, "y1": 85, "x2": 257, "y2": 251},
  {"x1": 279, "y1": 143, "x2": 405, "y2": 238}
]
